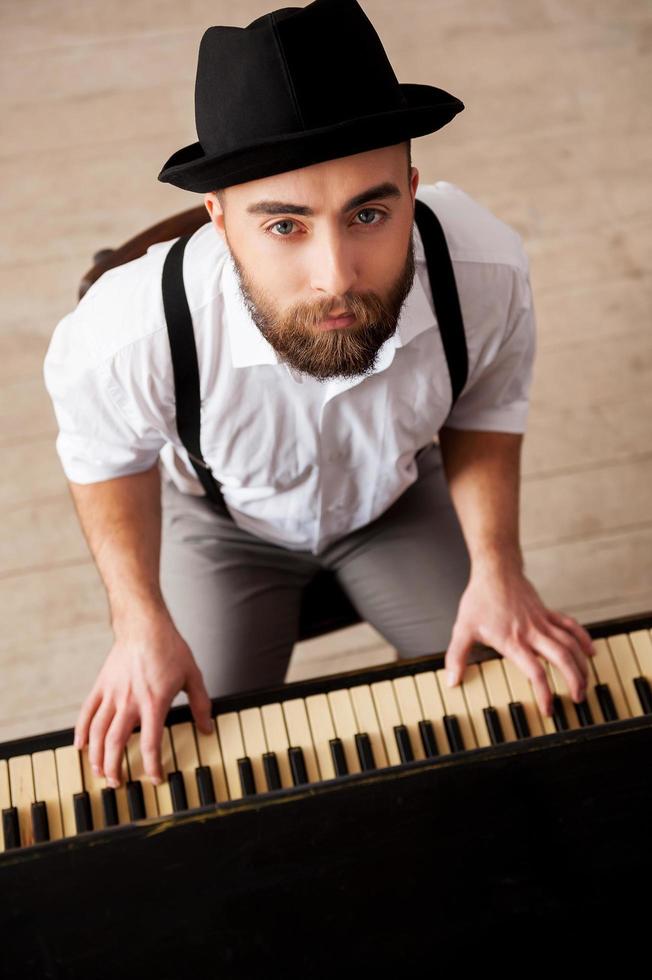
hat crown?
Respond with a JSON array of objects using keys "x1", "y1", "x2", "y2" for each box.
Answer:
[{"x1": 195, "y1": 0, "x2": 406, "y2": 156}]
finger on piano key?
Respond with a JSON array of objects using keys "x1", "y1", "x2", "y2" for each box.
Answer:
[
  {"x1": 591, "y1": 638, "x2": 630, "y2": 721},
  {"x1": 0, "y1": 760, "x2": 11, "y2": 852},
  {"x1": 153, "y1": 728, "x2": 177, "y2": 815},
  {"x1": 607, "y1": 633, "x2": 650, "y2": 716},
  {"x1": 216, "y1": 711, "x2": 249, "y2": 800},
  {"x1": 476, "y1": 658, "x2": 522, "y2": 741},
  {"x1": 392, "y1": 676, "x2": 428, "y2": 762},
  {"x1": 370, "y1": 680, "x2": 405, "y2": 766},
  {"x1": 260, "y1": 703, "x2": 294, "y2": 789},
  {"x1": 281, "y1": 699, "x2": 321, "y2": 782},
  {"x1": 194, "y1": 719, "x2": 229, "y2": 803},
  {"x1": 305, "y1": 694, "x2": 338, "y2": 780},
  {"x1": 32, "y1": 750, "x2": 64, "y2": 842},
  {"x1": 238, "y1": 708, "x2": 271, "y2": 794},
  {"x1": 80, "y1": 744, "x2": 129, "y2": 828},
  {"x1": 630, "y1": 629, "x2": 652, "y2": 713},
  {"x1": 413, "y1": 671, "x2": 450, "y2": 756},
  {"x1": 126, "y1": 732, "x2": 159, "y2": 818},
  {"x1": 8, "y1": 755, "x2": 35, "y2": 848},
  {"x1": 169, "y1": 722, "x2": 202, "y2": 810},
  {"x1": 348, "y1": 685, "x2": 388, "y2": 769},
  {"x1": 500, "y1": 659, "x2": 546, "y2": 736},
  {"x1": 327, "y1": 689, "x2": 363, "y2": 775},
  {"x1": 545, "y1": 660, "x2": 588, "y2": 731},
  {"x1": 54, "y1": 745, "x2": 84, "y2": 837},
  {"x1": 436, "y1": 668, "x2": 478, "y2": 751}
]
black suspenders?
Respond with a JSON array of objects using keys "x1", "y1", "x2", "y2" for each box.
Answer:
[{"x1": 161, "y1": 197, "x2": 469, "y2": 515}]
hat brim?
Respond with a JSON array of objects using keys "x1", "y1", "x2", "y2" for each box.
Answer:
[{"x1": 157, "y1": 83, "x2": 464, "y2": 193}]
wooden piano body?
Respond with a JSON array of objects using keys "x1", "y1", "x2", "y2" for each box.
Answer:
[{"x1": 1, "y1": 609, "x2": 651, "y2": 977}]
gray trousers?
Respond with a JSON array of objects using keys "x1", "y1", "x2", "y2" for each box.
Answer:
[{"x1": 159, "y1": 441, "x2": 471, "y2": 705}]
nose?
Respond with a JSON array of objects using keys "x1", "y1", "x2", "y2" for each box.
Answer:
[{"x1": 309, "y1": 233, "x2": 358, "y2": 309}]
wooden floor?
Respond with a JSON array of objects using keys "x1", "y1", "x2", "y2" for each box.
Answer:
[{"x1": 1, "y1": 1, "x2": 650, "y2": 743}]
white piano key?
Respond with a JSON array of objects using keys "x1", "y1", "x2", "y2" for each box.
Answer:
[
  {"x1": 392, "y1": 675, "x2": 427, "y2": 761},
  {"x1": 305, "y1": 694, "x2": 337, "y2": 780},
  {"x1": 607, "y1": 633, "x2": 644, "y2": 716},
  {"x1": 501, "y1": 658, "x2": 545, "y2": 736},
  {"x1": 630, "y1": 629, "x2": 652, "y2": 686},
  {"x1": 348, "y1": 685, "x2": 388, "y2": 768},
  {"x1": 195, "y1": 721, "x2": 229, "y2": 804},
  {"x1": 260, "y1": 703, "x2": 293, "y2": 789},
  {"x1": 477, "y1": 659, "x2": 521, "y2": 741},
  {"x1": 238, "y1": 708, "x2": 269, "y2": 794},
  {"x1": 0, "y1": 759, "x2": 9, "y2": 852},
  {"x1": 436, "y1": 668, "x2": 478, "y2": 749},
  {"x1": 326, "y1": 689, "x2": 362, "y2": 775},
  {"x1": 369, "y1": 680, "x2": 403, "y2": 766},
  {"x1": 8, "y1": 755, "x2": 35, "y2": 847},
  {"x1": 546, "y1": 660, "x2": 582, "y2": 730},
  {"x1": 54, "y1": 745, "x2": 83, "y2": 837},
  {"x1": 281, "y1": 699, "x2": 320, "y2": 782},
  {"x1": 413, "y1": 671, "x2": 450, "y2": 756},
  {"x1": 455, "y1": 664, "x2": 493, "y2": 748},
  {"x1": 216, "y1": 711, "x2": 247, "y2": 800},
  {"x1": 591, "y1": 638, "x2": 631, "y2": 720},
  {"x1": 154, "y1": 728, "x2": 177, "y2": 815}
]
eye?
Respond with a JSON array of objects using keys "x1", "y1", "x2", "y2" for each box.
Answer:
[{"x1": 264, "y1": 207, "x2": 387, "y2": 239}]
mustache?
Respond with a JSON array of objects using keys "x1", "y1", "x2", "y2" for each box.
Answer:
[{"x1": 292, "y1": 291, "x2": 392, "y2": 330}]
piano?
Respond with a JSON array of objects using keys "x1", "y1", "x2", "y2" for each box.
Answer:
[{"x1": 1, "y1": 608, "x2": 651, "y2": 977}]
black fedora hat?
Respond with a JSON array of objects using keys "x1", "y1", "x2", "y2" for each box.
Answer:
[{"x1": 157, "y1": 0, "x2": 465, "y2": 193}]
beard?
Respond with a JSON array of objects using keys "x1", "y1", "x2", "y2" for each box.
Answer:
[{"x1": 226, "y1": 230, "x2": 416, "y2": 382}]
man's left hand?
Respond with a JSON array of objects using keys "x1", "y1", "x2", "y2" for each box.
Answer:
[{"x1": 445, "y1": 560, "x2": 597, "y2": 719}]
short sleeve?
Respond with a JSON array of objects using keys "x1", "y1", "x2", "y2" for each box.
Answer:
[
  {"x1": 43, "y1": 308, "x2": 167, "y2": 484},
  {"x1": 442, "y1": 263, "x2": 537, "y2": 434}
]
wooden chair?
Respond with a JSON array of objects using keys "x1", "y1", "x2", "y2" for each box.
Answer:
[{"x1": 80, "y1": 208, "x2": 363, "y2": 643}]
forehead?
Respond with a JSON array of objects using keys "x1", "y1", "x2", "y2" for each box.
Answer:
[{"x1": 227, "y1": 143, "x2": 408, "y2": 208}]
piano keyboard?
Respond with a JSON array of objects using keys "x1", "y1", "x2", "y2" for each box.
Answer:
[{"x1": 2, "y1": 618, "x2": 651, "y2": 855}]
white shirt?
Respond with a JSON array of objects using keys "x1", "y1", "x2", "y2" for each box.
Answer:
[{"x1": 43, "y1": 181, "x2": 537, "y2": 555}]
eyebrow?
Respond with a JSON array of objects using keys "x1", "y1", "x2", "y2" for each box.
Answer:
[{"x1": 245, "y1": 181, "x2": 402, "y2": 217}]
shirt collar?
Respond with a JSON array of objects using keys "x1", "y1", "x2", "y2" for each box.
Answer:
[{"x1": 221, "y1": 220, "x2": 436, "y2": 373}]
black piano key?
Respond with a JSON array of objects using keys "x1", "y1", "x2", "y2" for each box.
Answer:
[
  {"x1": 101, "y1": 787, "x2": 119, "y2": 827},
  {"x1": 169, "y1": 771, "x2": 188, "y2": 812},
  {"x1": 634, "y1": 676, "x2": 652, "y2": 714},
  {"x1": 73, "y1": 791, "x2": 93, "y2": 833},
  {"x1": 509, "y1": 701, "x2": 531, "y2": 739},
  {"x1": 262, "y1": 752, "x2": 282, "y2": 791},
  {"x1": 329, "y1": 737, "x2": 348, "y2": 776},
  {"x1": 596, "y1": 682, "x2": 618, "y2": 722},
  {"x1": 482, "y1": 706, "x2": 505, "y2": 745},
  {"x1": 195, "y1": 765, "x2": 216, "y2": 805},
  {"x1": 126, "y1": 780, "x2": 146, "y2": 820},
  {"x1": 418, "y1": 719, "x2": 439, "y2": 757},
  {"x1": 551, "y1": 694, "x2": 568, "y2": 731},
  {"x1": 394, "y1": 724, "x2": 414, "y2": 763},
  {"x1": 288, "y1": 747, "x2": 308, "y2": 786},
  {"x1": 574, "y1": 697, "x2": 595, "y2": 727},
  {"x1": 355, "y1": 732, "x2": 376, "y2": 771},
  {"x1": 31, "y1": 801, "x2": 50, "y2": 843},
  {"x1": 2, "y1": 806, "x2": 21, "y2": 849},
  {"x1": 443, "y1": 715, "x2": 465, "y2": 753},
  {"x1": 237, "y1": 757, "x2": 256, "y2": 796}
]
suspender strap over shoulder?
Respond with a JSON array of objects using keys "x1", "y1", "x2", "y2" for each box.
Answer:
[
  {"x1": 161, "y1": 233, "x2": 226, "y2": 509},
  {"x1": 413, "y1": 198, "x2": 469, "y2": 406}
]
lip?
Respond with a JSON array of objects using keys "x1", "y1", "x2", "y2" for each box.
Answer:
[{"x1": 317, "y1": 313, "x2": 356, "y2": 331}]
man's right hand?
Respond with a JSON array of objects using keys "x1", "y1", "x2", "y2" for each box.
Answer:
[{"x1": 73, "y1": 610, "x2": 214, "y2": 788}]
